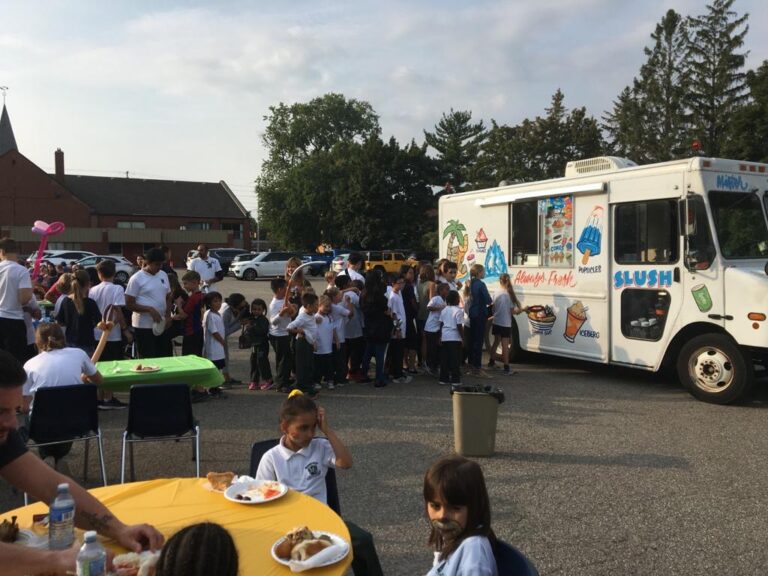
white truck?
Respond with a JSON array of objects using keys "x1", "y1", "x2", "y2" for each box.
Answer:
[{"x1": 439, "y1": 156, "x2": 768, "y2": 403}]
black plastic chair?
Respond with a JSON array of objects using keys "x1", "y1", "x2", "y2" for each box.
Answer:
[
  {"x1": 120, "y1": 384, "x2": 200, "y2": 483},
  {"x1": 25, "y1": 384, "x2": 107, "y2": 504},
  {"x1": 495, "y1": 539, "x2": 538, "y2": 576},
  {"x1": 249, "y1": 438, "x2": 341, "y2": 515}
]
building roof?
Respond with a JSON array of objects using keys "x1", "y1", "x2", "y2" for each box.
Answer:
[
  {"x1": 0, "y1": 105, "x2": 18, "y2": 156},
  {"x1": 59, "y1": 175, "x2": 249, "y2": 219}
]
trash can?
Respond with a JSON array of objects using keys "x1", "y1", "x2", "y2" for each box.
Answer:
[{"x1": 452, "y1": 385, "x2": 505, "y2": 457}]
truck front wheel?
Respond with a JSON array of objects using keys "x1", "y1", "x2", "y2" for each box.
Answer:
[{"x1": 677, "y1": 334, "x2": 753, "y2": 404}]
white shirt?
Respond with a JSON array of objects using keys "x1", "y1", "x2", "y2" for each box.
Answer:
[
  {"x1": 203, "y1": 309, "x2": 226, "y2": 361},
  {"x1": 287, "y1": 310, "x2": 318, "y2": 345},
  {"x1": 343, "y1": 291, "x2": 363, "y2": 339},
  {"x1": 492, "y1": 291, "x2": 513, "y2": 328},
  {"x1": 0, "y1": 260, "x2": 33, "y2": 320},
  {"x1": 427, "y1": 536, "x2": 498, "y2": 576},
  {"x1": 89, "y1": 282, "x2": 126, "y2": 342},
  {"x1": 23, "y1": 298, "x2": 40, "y2": 346},
  {"x1": 314, "y1": 313, "x2": 335, "y2": 355},
  {"x1": 23, "y1": 348, "x2": 98, "y2": 396},
  {"x1": 425, "y1": 296, "x2": 446, "y2": 333},
  {"x1": 268, "y1": 297, "x2": 291, "y2": 337},
  {"x1": 255, "y1": 437, "x2": 336, "y2": 505},
  {"x1": 187, "y1": 256, "x2": 222, "y2": 284},
  {"x1": 388, "y1": 290, "x2": 406, "y2": 339},
  {"x1": 339, "y1": 266, "x2": 365, "y2": 285},
  {"x1": 330, "y1": 303, "x2": 351, "y2": 344},
  {"x1": 440, "y1": 305, "x2": 464, "y2": 342},
  {"x1": 125, "y1": 269, "x2": 171, "y2": 329}
]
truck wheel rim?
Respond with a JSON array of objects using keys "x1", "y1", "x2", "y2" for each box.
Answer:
[{"x1": 688, "y1": 347, "x2": 734, "y2": 393}]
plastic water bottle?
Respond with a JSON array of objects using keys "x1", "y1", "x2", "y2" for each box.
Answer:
[
  {"x1": 76, "y1": 531, "x2": 106, "y2": 576},
  {"x1": 49, "y1": 483, "x2": 75, "y2": 550}
]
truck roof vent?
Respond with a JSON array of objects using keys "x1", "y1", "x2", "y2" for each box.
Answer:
[{"x1": 564, "y1": 156, "x2": 637, "y2": 178}]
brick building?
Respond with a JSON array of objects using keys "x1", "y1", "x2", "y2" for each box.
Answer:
[{"x1": 0, "y1": 104, "x2": 251, "y2": 264}]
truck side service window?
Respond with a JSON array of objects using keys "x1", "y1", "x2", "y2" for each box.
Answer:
[
  {"x1": 510, "y1": 200, "x2": 539, "y2": 265},
  {"x1": 510, "y1": 195, "x2": 573, "y2": 267},
  {"x1": 614, "y1": 200, "x2": 678, "y2": 264}
]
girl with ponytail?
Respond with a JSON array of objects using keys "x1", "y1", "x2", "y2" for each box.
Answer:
[{"x1": 55, "y1": 269, "x2": 102, "y2": 356}]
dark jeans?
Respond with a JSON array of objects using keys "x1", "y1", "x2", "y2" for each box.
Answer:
[
  {"x1": 363, "y1": 340, "x2": 388, "y2": 384},
  {"x1": 134, "y1": 328, "x2": 165, "y2": 359},
  {"x1": 0, "y1": 317, "x2": 27, "y2": 363},
  {"x1": 269, "y1": 335, "x2": 292, "y2": 388},
  {"x1": 182, "y1": 332, "x2": 204, "y2": 357},
  {"x1": 468, "y1": 316, "x2": 486, "y2": 368},
  {"x1": 345, "y1": 520, "x2": 384, "y2": 576},
  {"x1": 332, "y1": 344, "x2": 347, "y2": 383},
  {"x1": 440, "y1": 340, "x2": 462, "y2": 384},
  {"x1": 313, "y1": 352, "x2": 334, "y2": 384},
  {"x1": 250, "y1": 343, "x2": 272, "y2": 382},
  {"x1": 388, "y1": 338, "x2": 404, "y2": 379},
  {"x1": 346, "y1": 336, "x2": 365, "y2": 375},
  {"x1": 294, "y1": 337, "x2": 314, "y2": 393},
  {"x1": 425, "y1": 331, "x2": 440, "y2": 372}
]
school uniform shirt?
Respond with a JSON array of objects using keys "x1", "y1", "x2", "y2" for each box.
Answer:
[
  {"x1": 286, "y1": 311, "x2": 318, "y2": 345},
  {"x1": 425, "y1": 296, "x2": 446, "y2": 333},
  {"x1": 330, "y1": 303, "x2": 351, "y2": 344},
  {"x1": 125, "y1": 269, "x2": 171, "y2": 329},
  {"x1": 438, "y1": 277, "x2": 460, "y2": 292},
  {"x1": 492, "y1": 291, "x2": 513, "y2": 328},
  {"x1": 440, "y1": 305, "x2": 464, "y2": 342},
  {"x1": 269, "y1": 297, "x2": 291, "y2": 337},
  {"x1": 89, "y1": 281, "x2": 126, "y2": 342},
  {"x1": 187, "y1": 256, "x2": 222, "y2": 284},
  {"x1": 344, "y1": 291, "x2": 364, "y2": 339},
  {"x1": 388, "y1": 291, "x2": 406, "y2": 337},
  {"x1": 255, "y1": 437, "x2": 336, "y2": 505},
  {"x1": 23, "y1": 348, "x2": 98, "y2": 396},
  {"x1": 0, "y1": 259, "x2": 33, "y2": 320},
  {"x1": 23, "y1": 298, "x2": 40, "y2": 346},
  {"x1": 203, "y1": 310, "x2": 226, "y2": 362},
  {"x1": 314, "y1": 313, "x2": 335, "y2": 355},
  {"x1": 427, "y1": 536, "x2": 498, "y2": 576},
  {"x1": 339, "y1": 267, "x2": 365, "y2": 285}
]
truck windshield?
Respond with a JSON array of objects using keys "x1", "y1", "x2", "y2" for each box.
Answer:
[{"x1": 709, "y1": 191, "x2": 768, "y2": 259}]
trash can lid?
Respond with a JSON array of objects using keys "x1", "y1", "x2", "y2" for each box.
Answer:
[{"x1": 450, "y1": 385, "x2": 505, "y2": 404}]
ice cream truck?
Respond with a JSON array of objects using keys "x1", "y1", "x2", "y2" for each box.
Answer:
[{"x1": 439, "y1": 156, "x2": 768, "y2": 404}]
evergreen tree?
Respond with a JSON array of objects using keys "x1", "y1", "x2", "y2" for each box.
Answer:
[
  {"x1": 687, "y1": 0, "x2": 749, "y2": 156},
  {"x1": 602, "y1": 85, "x2": 649, "y2": 163},
  {"x1": 722, "y1": 60, "x2": 768, "y2": 162},
  {"x1": 423, "y1": 109, "x2": 487, "y2": 191}
]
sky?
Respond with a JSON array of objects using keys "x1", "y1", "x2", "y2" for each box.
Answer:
[{"x1": 2, "y1": 0, "x2": 766, "y2": 216}]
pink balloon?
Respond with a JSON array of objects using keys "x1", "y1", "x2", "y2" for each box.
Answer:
[{"x1": 30, "y1": 220, "x2": 66, "y2": 236}]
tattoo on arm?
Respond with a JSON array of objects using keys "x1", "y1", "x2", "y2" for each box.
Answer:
[{"x1": 79, "y1": 510, "x2": 115, "y2": 532}]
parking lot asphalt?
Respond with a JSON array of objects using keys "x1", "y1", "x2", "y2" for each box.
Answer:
[{"x1": 3, "y1": 275, "x2": 768, "y2": 575}]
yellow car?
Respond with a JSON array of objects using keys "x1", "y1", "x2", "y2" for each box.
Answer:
[{"x1": 363, "y1": 251, "x2": 418, "y2": 275}]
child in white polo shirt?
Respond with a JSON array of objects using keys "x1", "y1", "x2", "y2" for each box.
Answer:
[{"x1": 255, "y1": 391, "x2": 383, "y2": 576}]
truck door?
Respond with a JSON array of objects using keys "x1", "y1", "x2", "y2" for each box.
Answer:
[{"x1": 610, "y1": 192, "x2": 684, "y2": 369}]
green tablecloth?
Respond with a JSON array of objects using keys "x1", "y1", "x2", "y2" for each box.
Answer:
[{"x1": 96, "y1": 355, "x2": 224, "y2": 392}]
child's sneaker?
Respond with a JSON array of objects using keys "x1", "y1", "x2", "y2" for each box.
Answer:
[
  {"x1": 260, "y1": 380, "x2": 275, "y2": 390},
  {"x1": 438, "y1": 381, "x2": 450, "y2": 386},
  {"x1": 327, "y1": 382, "x2": 336, "y2": 390},
  {"x1": 248, "y1": 382, "x2": 258, "y2": 391}
]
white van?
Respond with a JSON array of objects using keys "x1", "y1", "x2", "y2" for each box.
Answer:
[{"x1": 439, "y1": 156, "x2": 768, "y2": 404}]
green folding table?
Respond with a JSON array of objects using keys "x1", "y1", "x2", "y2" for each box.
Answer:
[{"x1": 96, "y1": 355, "x2": 224, "y2": 392}]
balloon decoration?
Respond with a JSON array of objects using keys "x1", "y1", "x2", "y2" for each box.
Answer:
[{"x1": 30, "y1": 220, "x2": 66, "y2": 278}]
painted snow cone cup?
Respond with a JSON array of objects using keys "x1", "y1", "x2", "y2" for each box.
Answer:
[
  {"x1": 691, "y1": 284, "x2": 713, "y2": 312},
  {"x1": 564, "y1": 301, "x2": 587, "y2": 342}
]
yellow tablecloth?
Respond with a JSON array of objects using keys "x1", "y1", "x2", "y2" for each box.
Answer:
[
  {"x1": 96, "y1": 355, "x2": 225, "y2": 392},
  {"x1": 2, "y1": 478, "x2": 352, "y2": 575}
]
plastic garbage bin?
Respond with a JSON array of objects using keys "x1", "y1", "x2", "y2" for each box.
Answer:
[{"x1": 452, "y1": 385, "x2": 505, "y2": 457}]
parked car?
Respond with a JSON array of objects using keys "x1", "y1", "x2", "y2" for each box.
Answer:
[
  {"x1": 363, "y1": 251, "x2": 418, "y2": 275},
  {"x1": 76, "y1": 255, "x2": 139, "y2": 284},
  {"x1": 185, "y1": 248, "x2": 251, "y2": 273},
  {"x1": 229, "y1": 251, "x2": 302, "y2": 280},
  {"x1": 27, "y1": 250, "x2": 97, "y2": 267},
  {"x1": 302, "y1": 253, "x2": 335, "y2": 276}
]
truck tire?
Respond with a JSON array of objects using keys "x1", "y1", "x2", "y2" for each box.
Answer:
[
  {"x1": 677, "y1": 333, "x2": 753, "y2": 404},
  {"x1": 242, "y1": 268, "x2": 257, "y2": 281}
]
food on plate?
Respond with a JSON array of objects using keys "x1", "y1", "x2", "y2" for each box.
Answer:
[
  {"x1": 133, "y1": 364, "x2": 159, "y2": 372},
  {"x1": 275, "y1": 526, "x2": 333, "y2": 561},
  {"x1": 206, "y1": 471, "x2": 235, "y2": 491},
  {"x1": 235, "y1": 480, "x2": 283, "y2": 502},
  {"x1": 31, "y1": 514, "x2": 48, "y2": 536},
  {"x1": 112, "y1": 550, "x2": 161, "y2": 576},
  {"x1": 0, "y1": 516, "x2": 19, "y2": 543}
]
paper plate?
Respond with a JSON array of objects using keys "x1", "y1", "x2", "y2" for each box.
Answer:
[
  {"x1": 224, "y1": 480, "x2": 287, "y2": 504},
  {"x1": 271, "y1": 531, "x2": 350, "y2": 570},
  {"x1": 130, "y1": 365, "x2": 161, "y2": 373},
  {"x1": 14, "y1": 529, "x2": 48, "y2": 549},
  {"x1": 152, "y1": 320, "x2": 166, "y2": 336}
]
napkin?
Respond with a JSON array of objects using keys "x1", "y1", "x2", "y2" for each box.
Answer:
[{"x1": 287, "y1": 539, "x2": 349, "y2": 573}]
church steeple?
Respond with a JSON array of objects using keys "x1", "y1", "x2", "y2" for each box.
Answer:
[{"x1": 0, "y1": 103, "x2": 18, "y2": 156}]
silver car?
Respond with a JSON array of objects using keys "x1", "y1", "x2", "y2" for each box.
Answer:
[{"x1": 77, "y1": 255, "x2": 138, "y2": 284}]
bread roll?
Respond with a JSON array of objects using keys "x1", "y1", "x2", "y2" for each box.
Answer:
[
  {"x1": 291, "y1": 539, "x2": 332, "y2": 561},
  {"x1": 276, "y1": 538, "x2": 294, "y2": 560}
]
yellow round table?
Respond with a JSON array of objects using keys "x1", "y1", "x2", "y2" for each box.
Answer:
[{"x1": 4, "y1": 478, "x2": 352, "y2": 575}]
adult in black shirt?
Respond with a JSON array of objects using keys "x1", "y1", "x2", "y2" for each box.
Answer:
[{"x1": 360, "y1": 271, "x2": 392, "y2": 388}]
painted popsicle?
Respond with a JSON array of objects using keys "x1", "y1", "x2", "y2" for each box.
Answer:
[{"x1": 577, "y1": 206, "x2": 604, "y2": 264}]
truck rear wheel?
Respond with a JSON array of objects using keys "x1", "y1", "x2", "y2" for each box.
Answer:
[{"x1": 677, "y1": 333, "x2": 753, "y2": 404}]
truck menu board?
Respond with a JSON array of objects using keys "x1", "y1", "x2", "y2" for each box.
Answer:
[{"x1": 541, "y1": 195, "x2": 574, "y2": 268}]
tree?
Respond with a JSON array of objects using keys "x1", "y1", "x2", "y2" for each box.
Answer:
[
  {"x1": 602, "y1": 85, "x2": 649, "y2": 163},
  {"x1": 687, "y1": 0, "x2": 749, "y2": 156},
  {"x1": 639, "y1": 9, "x2": 692, "y2": 160},
  {"x1": 722, "y1": 60, "x2": 768, "y2": 162},
  {"x1": 424, "y1": 109, "x2": 487, "y2": 191}
]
